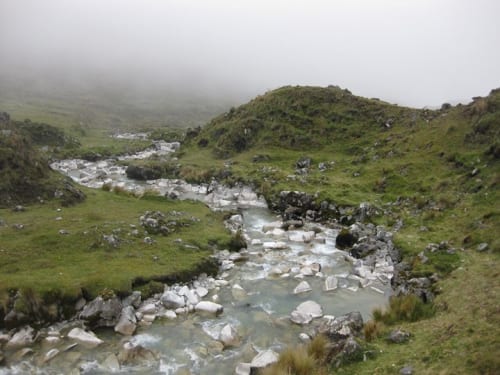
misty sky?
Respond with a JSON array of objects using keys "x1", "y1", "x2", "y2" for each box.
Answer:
[{"x1": 1, "y1": 0, "x2": 499, "y2": 107}]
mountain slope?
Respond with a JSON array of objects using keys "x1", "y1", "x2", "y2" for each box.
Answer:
[{"x1": 0, "y1": 112, "x2": 85, "y2": 207}]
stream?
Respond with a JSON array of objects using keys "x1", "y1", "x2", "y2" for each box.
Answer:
[{"x1": 2, "y1": 140, "x2": 392, "y2": 374}]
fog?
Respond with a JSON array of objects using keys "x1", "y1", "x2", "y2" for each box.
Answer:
[{"x1": 1, "y1": 0, "x2": 500, "y2": 107}]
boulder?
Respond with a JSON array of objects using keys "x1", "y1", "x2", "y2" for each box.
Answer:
[
  {"x1": 122, "y1": 291, "x2": 142, "y2": 308},
  {"x1": 387, "y1": 329, "x2": 411, "y2": 344},
  {"x1": 291, "y1": 300, "x2": 323, "y2": 325},
  {"x1": 293, "y1": 281, "x2": 312, "y2": 294},
  {"x1": 67, "y1": 328, "x2": 103, "y2": 348},
  {"x1": 138, "y1": 303, "x2": 157, "y2": 315},
  {"x1": 335, "y1": 228, "x2": 358, "y2": 249},
  {"x1": 195, "y1": 301, "x2": 223, "y2": 315},
  {"x1": 6, "y1": 326, "x2": 35, "y2": 349},
  {"x1": 80, "y1": 296, "x2": 123, "y2": 327},
  {"x1": 316, "y1": 311, "x2": 364, "y2": 340},
  {"x1": 299, "y1": 266, "x2": 315, "y2": 276},
  {"x1": 250, "y1": 349, "x2": 278, "y2": 372},
  {"x1": 219, "y1": 324, "x2": 240, "y2": 348},
  {"x1": 263, "y1": 241, "x2": 289, "y2": 250},
  {"x1": 235, "y1": 362, "x2": 251, "y2": 375},
  {"x1": 102, "y1": 353, "x2": 120, "y2": 372},
  {"x1": 290, "y1": 311, "x2": 313, "y2": 325},
  {"x1": 114, "y1": 306, "x2": 137, "y2": 336},
  {"x1": 117, "y1": 342, "x2": 157, "y2": 365},
  {"x1": 160, "y1": 291, "x2": 185, "y2": 309},
  {"x1": 324, "y1": 276, "x2": 338, "y2": 291}
]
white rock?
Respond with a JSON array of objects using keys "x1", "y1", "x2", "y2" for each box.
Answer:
[
  {"x1": 310, "y1": 263, "x2": 321, "y2": 273},
  {"x1": 262, "y1": 221, "x2": 282, "y2": 232},
  {"x1": 184, "y1": 289, "x2": 200, "y2": 305},
  {"x1": 102, "y1": 353, "x2": 120, "y2": 372},
  {"x1": 299, "y1": 333, "x2": 311, "y2": 342},
  {"x1": 290, "y1": 310, "x2": 313, "y2": 325},
  {"x1": 138, "y1": 303, "x2": 157, "y2": 315},
  {"x1": 215, "y1": 279, "x2": 229, "y2": 287},
  {"x1": 300, "y1": 266, "x2": 315, "y2": 276},
  {"x1": 292, "y1": 300, "x2": 323, "y2": 323},
  {"x1": 219, "y1": 324, "x2": 240, "y2": 348},
  {"x1": 263, "y1": 241, "x2": 288, "y2": 250},
  {"x1": 293, "y1": 281, "x2": 312, "y2": 294},
  {"x1": 324, "y1": 276, "x2": 338, "y2": 291},
  {"x1": 142, "y1": 314, "x2": 156, "y2": 323},
  {"x1": 359, "y1": 278, "x2": 372, "y2": 288},
  {"x1": 44, "y1": 336, "x2": 61, "y2": 345},
  {"x1": 289, "y1": 231, "x2": 316, "y2": 243},
  {"x1": 43, "y1": 348, "x2": 60, "y2": 363},
  {"x1": 114, "y1": 306, "x2": 137, "y2": 336},
  {"x1": 6, "y1": 326, "x2": 35, "y2": 348},
  {"x1": 175, "y1": 307, "x2": 188, "y2": 315},
  {"x1": 250, "y1": 349, "x2": 279, "y2": 369},
  {"x1": 251, "y1": 239, "x2": 262, "y2": 246},
  {"x1": 232, "y1": 284, "x2": 247, "y2": 299},
  {"x1": 160, "y1": 291, "x2": 185, "y2": 309},
  {"x1": 370, "y1": 286, "x2": 385, "y2": 294},
  {"x1": 235, "y1": 362, "x2": 251, "y2": 375},
  {"x1": 268, "y1": 266, "x2": 283, "y2": 276},
  {"x1": 269, "y1": 228, "x2": 285, "y2": 237},
  {"x1": 195, "y1": 287, "x2": 209, "y2": 298},
  {"x1": 195, "y1": 301, "x2": 223, "y2": 315},
  {"x1": 67, "y1": 328, "x2": 103, "y2": 348},
  {"x1": 164, "y1": 310, "x2": 177, "y2": 319}
]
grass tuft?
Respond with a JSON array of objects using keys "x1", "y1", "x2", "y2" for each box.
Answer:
[{"x1": 373, "y1": 294, "x2": 435, "y2": 325}]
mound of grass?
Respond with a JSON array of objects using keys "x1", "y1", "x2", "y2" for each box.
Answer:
[{"x1": 0, "y1": 112, "x2": 85, "y2": 207}]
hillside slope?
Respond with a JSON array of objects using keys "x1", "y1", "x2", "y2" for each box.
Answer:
[
  {"x1": 0, "y1": 112, "x2": 85, "y2": 207},
  {"x1": 179, "y1": 86, "x2": 499, "y2": 373}
]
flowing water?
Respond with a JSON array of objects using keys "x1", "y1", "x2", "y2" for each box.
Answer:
[{"x1": 1, "y1": 140, "x2": 391, "y2": 374}]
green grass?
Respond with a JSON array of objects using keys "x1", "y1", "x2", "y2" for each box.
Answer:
[{"x1": 0, "y1": 188, "x2": 232, "y2": 300}]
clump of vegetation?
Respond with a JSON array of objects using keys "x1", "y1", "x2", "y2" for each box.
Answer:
[
  {"x1": 0, "y1": 112, "x2": 85, "y2": 207},
  {"x1": 363, "y1": 320, "x2": 385, "y2": 342},
  {"x1": 372, "y1": 294, "x2": 435, "y2": 324}
]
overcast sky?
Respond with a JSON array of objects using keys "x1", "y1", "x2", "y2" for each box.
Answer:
[{"x1": 1, "y1": 0, "x2": 499, "y2": 107}]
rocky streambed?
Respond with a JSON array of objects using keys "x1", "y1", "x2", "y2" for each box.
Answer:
[{"x1": 0, "y1": 140, "x2": 399, "y2": 374}]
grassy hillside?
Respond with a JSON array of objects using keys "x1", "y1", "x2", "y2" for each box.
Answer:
[
  {"x1": 179, "y1": 86, "x2": 499, "y2": 373},
  {"x1": 0, "y1": 112, "x2": 85, "y2": 207}
]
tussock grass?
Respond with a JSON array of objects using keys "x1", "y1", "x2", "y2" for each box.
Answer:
[
  {"x1": 372, "y1": 295, "x2": 435, "y2": 325},
  {"x1": 364, "y1": 320, "x2": 385, "y2": 342}
]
